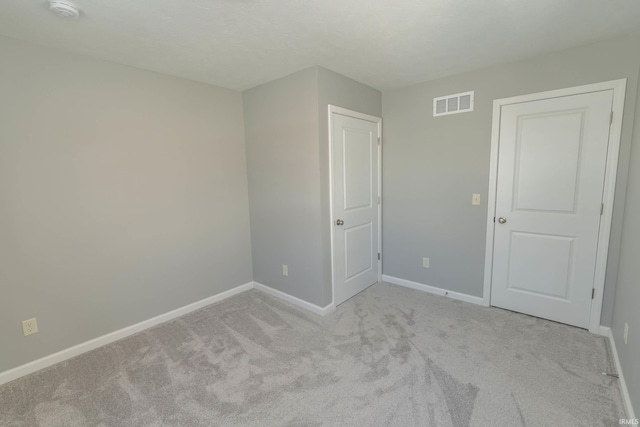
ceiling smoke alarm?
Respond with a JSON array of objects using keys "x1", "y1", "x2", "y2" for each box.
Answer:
[{"x1": 48, "y1": 0, "x2": 81, "y2": 19}]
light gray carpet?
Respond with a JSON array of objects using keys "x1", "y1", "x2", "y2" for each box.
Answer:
[{"x1": 0, "y1": 282, "x2": 626, "y2": 426}]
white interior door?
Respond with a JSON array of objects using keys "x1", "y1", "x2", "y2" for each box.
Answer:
[
  {"x1": 490, "y1": 90, "x2": 613, "y2": 328},
  {"x1": 331, "y1": 110, "x2": 380, "y2": 306}
]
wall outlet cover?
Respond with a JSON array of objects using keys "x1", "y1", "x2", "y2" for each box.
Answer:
[{"x1": 22, "y1": 318, "x2": 38, "y2": 336}]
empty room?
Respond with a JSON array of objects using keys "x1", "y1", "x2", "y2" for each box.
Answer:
[{"x1": 1, "y1": 0, "x2": 639, "y2": 425}]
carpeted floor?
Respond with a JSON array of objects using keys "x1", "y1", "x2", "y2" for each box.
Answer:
[{"x1": 0, "y1": 282, "x2": 626, "y2": 426}]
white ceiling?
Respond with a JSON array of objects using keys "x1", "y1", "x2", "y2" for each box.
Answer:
[{"x1": 1, "y1": 0, "x2": 640, "y2": 91}]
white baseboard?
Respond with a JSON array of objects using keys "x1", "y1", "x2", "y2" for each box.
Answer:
[
  {"x1": 253, "y1": 282, "x2": 335, "y2": 316},
  {"x1": 382, "y1": 275, "x2": 484, "y2": 306},
  {"x1": 0, "y1": 280, "x2": 337, "y2": 386},
  {"x1": 601, "y1": 326, "x2": 636, "y2": 420},
  {"x1": 0, "y1": 281, "x2": 254, "y2": 386}
]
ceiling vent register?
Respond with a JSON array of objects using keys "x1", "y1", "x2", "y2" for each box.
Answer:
[{"x1": 433, "y1": 91, "x2": 474, "y2": 117}]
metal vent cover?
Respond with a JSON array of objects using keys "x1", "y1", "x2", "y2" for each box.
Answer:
[{"x1": 433, "y1": 91, "x2": 474, "y2": 117}]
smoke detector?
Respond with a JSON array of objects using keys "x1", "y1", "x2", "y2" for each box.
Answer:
[{"x1": 48, "y1": 0, "x2": 81, "y2": 19}]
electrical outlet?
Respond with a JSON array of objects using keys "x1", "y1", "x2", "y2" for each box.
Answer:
[
  {"x1": 472, "y1": 194, "x2": 481, "y2": 205},
  {"x1": 282, "y1": 264, "x2": 288, "y2": 276},
  {"x1": 22, "y1": 318, "x2": 38, "y2": 336},
  {"x1": 624, "y1": 322, "x2": 629, "y2": 345},
  {"x1": 422, "y1": 257, "x2": 430, "y2": 268}
]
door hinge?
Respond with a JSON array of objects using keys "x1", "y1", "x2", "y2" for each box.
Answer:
[
  {"x1": 601, "y1": 203, "x2": 604, "y2": 215},
  {"x1": 378, "y1": 137, "x2": 381, "y2": 146},
  {"x1": 592, "y1": 288, "x2": 595, "y2": 299},
  {"x1": 493, "y1": 216, "x2": 496, "y2": 223},
  {"x1": 378, "y1": 196, "x2": 381, "y2": 205},
  {"x1": 610, "y1": 111, "x2": 614, "y2": 125},
  {"x1": 378, "y1": 252, "x2": 381, "y2": 261}
]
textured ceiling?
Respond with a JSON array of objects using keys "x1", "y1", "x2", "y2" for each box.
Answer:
[{"x1": 1, "y1": 0, "x2": 640, "y2": 91}]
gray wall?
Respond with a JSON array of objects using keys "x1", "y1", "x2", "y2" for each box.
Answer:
[
  {"x1": 317, "y1": 67, "x2": 382, "y2": 304},
  {"x1": 382, "y1": 32, "x2": 640, "y2": 314},
  {"x1": 612, "y1": 74, "x2": 640, "y2": 413},
  {"x1": 0, "y1": 36, "x2": 253, "y2": 373},
  {"x1": 244, "y1": 67, "x2": 381, "y2": 307},
  {"x1": 243, "y1": 68, "x2": 325, "y2": 305}
]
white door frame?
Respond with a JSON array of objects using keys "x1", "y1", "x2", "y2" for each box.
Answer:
[
  {"x1": 328, "y1": 105, "x2": 382, "y2": 308},
  {"x1": 483, "y1": 79, "x2": 627, "y2": 333}
]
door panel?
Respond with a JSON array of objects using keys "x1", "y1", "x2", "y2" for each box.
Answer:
[
  {"x1": 343, "y1": 128, "x2": 373, "y2": 211},
  {"x1": 491, "y1": 90, "x2": 613, "y2": 328},
  {"x1": 514, "y1": 112, "x2": 584, "y2": 212},
  {"x1": 507, "y1": 232, "x2": 575, "y2": 299},
  {"x1": 332, "y1": 112, "x2": 379, "y2": 305},
  {"x1": 345, "y1": 223, "x2": 373, "y2": 279}
]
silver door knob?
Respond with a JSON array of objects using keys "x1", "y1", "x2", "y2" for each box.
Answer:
[
  {"x1": 336, "y1": 219, "x2": 344, "y2": 226},
  {"x1": 498, "y1": 217, "x2": 507, "y2": 224}
]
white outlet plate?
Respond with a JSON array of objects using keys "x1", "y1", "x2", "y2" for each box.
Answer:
[
  {"x1": 472, "y1": 194, "x2": 481, "y2": 205},
  {"x1": 22, "y1": 318, "x2": 38, "y2": 336},
  {"x1": 624, "y1": 322, "x2": 629, "y2": 344},
  {"x1": 422, "y1": 257, "x2": 430, "y2": 268},
  {"x1": 282, "y1": 264, "x2": 288, "y2": 276}
]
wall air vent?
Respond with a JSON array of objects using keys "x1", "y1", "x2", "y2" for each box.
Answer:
[{"x1": 433, "y1": 91, "x2": 474, "y2": 117}]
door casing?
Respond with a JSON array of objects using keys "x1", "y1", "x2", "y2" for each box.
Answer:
[
  {"x1": 328, "y1": 105, "x2": 382, "y2": 308},
  {"x1": 483, "y1": 79, "x2": 627, "y2": 334}
]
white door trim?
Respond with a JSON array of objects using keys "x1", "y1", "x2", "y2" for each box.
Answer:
[
  {"x1": 328, "y1": 105, "x2": 382, "y2": 308},
  {"x1": 483, "y1": 79, "x2": 627, "y2": 333}
]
